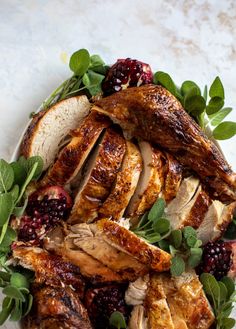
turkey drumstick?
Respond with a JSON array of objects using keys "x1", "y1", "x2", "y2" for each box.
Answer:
[{"x1": 93, "y1": 84, "x2": 236, "y2": 203}]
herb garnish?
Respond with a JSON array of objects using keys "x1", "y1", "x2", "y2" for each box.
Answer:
[
  {"x1": 42, "y1": 49, "x2": 108, "y2": 110},
  {"x1": 200, "y1": 273, "x2": 236, "y2": 329},
  {"x1": 154, "y1": 72, "x2": 236, "y2": 140},
  {"x1": 224, "y1": 217, "x2": 236, "y2": 240},
  {"x1": 132, "y1": 198, "x2": 203, "y2": 276},
  {"x1": 0, "y1": 155, "x2": 43, "y2": 324},
  {"x1": 109, "y1": 311, "x2": 127, "y2": 329}
]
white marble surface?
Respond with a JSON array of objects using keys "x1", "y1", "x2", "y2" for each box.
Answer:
[{"x1": 0, "y1": 0, "x2": 236, "y2": 328}]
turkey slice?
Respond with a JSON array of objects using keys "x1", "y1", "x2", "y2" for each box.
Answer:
[
  {"x1": 44, "y1": 225, "x2": 124, "y2": 283},
  {"x1": 21, "y1": 96, "x2": 90, "y2": 170},
  {"x1": 161, "y1": 152, "x2": 182, "y2": 202},
  {"x1": 69, "y1": 127, "x2": 126, "y2": 223},
  {"x1": 126, "y1": 141, "x2": 164, "y2": 218},
  {"x1": 98, "y1": 140, "x2": 142, "y2": 221},
  {"x1": 163, "y1": 271, "x2": 215, "y2": 329},
  {"x1": 41, "y1": 112, "x2": 111, "y2": 186},
  {"x1": 145, "y1": 274, "x2": 175, "y2": 329},
  {"x1": 91, "y1": 219, "x2": 171, "y2": 272},
  {"x1": 197, "y1": 200, "x2": 236, "y2": 244}
]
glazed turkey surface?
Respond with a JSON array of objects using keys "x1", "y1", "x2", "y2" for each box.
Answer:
[
  {"x1": 94, "y1": 84, "x2": 236, "y2": 203},
  {"x1": 18, "y1": 84, "x2": 236, "y2": 329}
]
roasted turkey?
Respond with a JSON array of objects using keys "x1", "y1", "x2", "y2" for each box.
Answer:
[
  {"x1": 17, "y1": 82, "x2": 236, "y2": 329},
  {"x1": 93, "y1": 84, "x2": 236, "y2": 203}
]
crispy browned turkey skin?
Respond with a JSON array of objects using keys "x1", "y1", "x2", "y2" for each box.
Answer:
[
  {"x1": 22, "y1": 285, "x2": 93, "y2": 329},
  {"x1": 93, "y1": 84, "x2": 236, "y2": 203}
]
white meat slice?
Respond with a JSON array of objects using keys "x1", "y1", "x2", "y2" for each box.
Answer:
[
  {"x1": 126, "y1": 141, "x2": 164, "y2": 218},
  {"x1": 41, "y1": 111, "x2": 110, "y2": 186},
  {"x1": 69, "y1": 128, "x2": 126, "y2": 223},
  {"x1": 166, "y1": 183, "x2": 203, "y2": 230},
  {"x1": 166, "y1": 176, "x2": 200, "y2": 215},
  {"x1": 125, "y1": 275, "x2": 149, "y2": 305},
  {"x1": 21, "y1": 96, "x2": 90, "y2": 170},
  {"x1": 145, "y1": 274, "x2": 175, "y2": 329},
  {"x1": 129, "y1": 305, "x2": 148, "y2": 329},
  {"x1": 196, "y1": 201, "x2": 236, "y2": 244},
  {"x1": 98, "y1": 141, "x2": 142, "y2": 221}
]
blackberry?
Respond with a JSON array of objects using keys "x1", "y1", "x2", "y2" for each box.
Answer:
[
  {"x1": 102, "y1": 58, "x2": 153, "y2": 95},
  {"x1": 198, "y1": 240, "x2": 232, "y2": 280},
  {"x1": 85, "y1": 285, "x2": 130, "y2": 329}
]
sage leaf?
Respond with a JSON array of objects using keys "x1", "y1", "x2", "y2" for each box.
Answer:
[
  {"x1": 109, "y1": 311, "x2": 127, "y2": 328},
  {"x1": 13, "y1": 197, "x2": 28, "y2": 217},
  {"x1": 0, "y1": 297, "x2": 13, "y2": 325},
  {"x1": 218, "y1": 281, "x2": 228, "y2": 302},
  {"x1": 183, "y1": 226, "x2": 196, "y2": 239},
  {"x1": 22, "y1": 293, "x2": 33, "y2": 317},
  {"x1": 200, "y1": 273, "x2": 220, "y2": 306},
  {"x1": 186, "y1": 235, "x2": 198, "y2": 247},
  {"x1": 10, "y1": 185, "x2": 19, "y2": 202},
  {"x1": 148, "y1": 198, "x2": 165, "y2": 222},
  {"x1": 0, "y1": 227, "x2": 16, "y2": 247},
  {"x1": 170, "y1": 229, "x2": 182, "y2": 248},
  {"x1": 212, "y1": 121, "x2": 236, "y2": 140},
  {"x1": 0, "y1": 160, "x2": 14, "y2": 193},
  {"x1": 152, "y1": 218, "x2": 170, "y2": 234},
  {"x1": 10, "y1": 299, "x2": 22, "y2": 321},
  {"x1": 0, "y1": 271, "x2": 11, "y2": 282},
  {"x1": 69, "y1": 49, "x2": 90, "y2": 76},
  {"x1": 10, "y1": 162, "x2": 26, "y2": 186},
  {"x1": 221, "y1": 317, "x2": 235, "y2": 329},
  {"x1": 184, "y1": 94, "x2": 206, "y2": 115},
  {"x1": 0, "y1": 193, "x2": 14, "y2": 226},
  {"x1": 221, "y1": 277, "x2": 235, "y2": 298},
  {"x1": 187, "y1": 254, "x2": 202, "y2": 268},
  {"x1": 206, "y1": 96, "x2": 224, "y2": 115},
  {"x1": 82, "y1": 70, "x2": 104, "y2": 96},
  {"x1": 90, "y1": 54, "x2": 105, "y2": 68},
  {"x1": 154, "y1": 71, "x2": 177, "y2": 96},
  {"x1": 181, "y1": 81, "x2": 201, "y2": 96},
  {"x1": 209, "y1": 76, "x2": 224, "y2": 99},
  {"x1": 158, "y1": 239, "x2": 170, "y2": 252},
  {"x1": 170, "y1": 255, "x2": 185, "y2": 276},
  {"x1": 2, "y1": 286, "x2": 25, "y2": 302},
  {"x1": 25, "y1": 156, "x2": 43, "y2": 180},
  {"x1": 10, "y1": 273, "x2": 29, "y2": 290},
  {"x1": 209, "y1": 107, "x2": 232, "y2": 126},
  {"x1": 17, "y1": 162, "x2": 38, "y2": 204}
]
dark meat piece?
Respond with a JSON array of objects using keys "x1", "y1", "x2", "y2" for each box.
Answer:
[
  {"x1": 85, "y1": 284, "x2": 131, "y2": 329},
  {"x1": 22, "y1": 285, "x2": 93, "y2": 329},
  {"x1": 94, "y1": 84, "x2": 236, "y2": 203},
  {"x1": 13, "y1": 247, "x2": 85, "y2": 298}
]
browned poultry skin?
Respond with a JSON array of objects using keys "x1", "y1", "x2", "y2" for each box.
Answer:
[
  {"x1": 22, "y1": 285, "x2": 93, "y2": 329},
  {"x1": 42, "y1": 112, "x2": 111, "y2": 186},
  {"x1": 162, "y1": 152, "x2": 182, "y2": 202},
  {"x1": 94, "y1": 84, "x2": 236, "y2": 203},
  {"x1": 69, "y1": 127, "x2": 126, "y2": 223},
  {"x1": 96, "y1": 219, "x2": 171, "y2": 272},
  {"x1": 13, "y1": 247, "x2": 85, "y2": 298}
]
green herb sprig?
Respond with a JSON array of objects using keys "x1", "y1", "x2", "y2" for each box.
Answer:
[
  {"x1": 0, "y1": 156, "x2": 43, "y2": 324},
  {"x1": 154, "y1": 72, "x2": 236, "y2": 140},
  {"x1": 0, "y1": 156, "x2": 43, "y2": 247},
  {"x1": 132, "y1": 198, "x2": 203, "y2": 276},
  {"x1": 0, "y1": 270, "x2": 34, "y2": 324},
  {"x1": 200, "y1": 273, "x2": 236, "y2": 329},
  {"x1": 109, "y1": 311, "x2": 127, "y2": 329},
  {"x1": 42, "y1": 49, "x2": 108, "y2": 110},
  {"x1": 224, "y1": 217, "x2": 236, "y2": 240}
]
